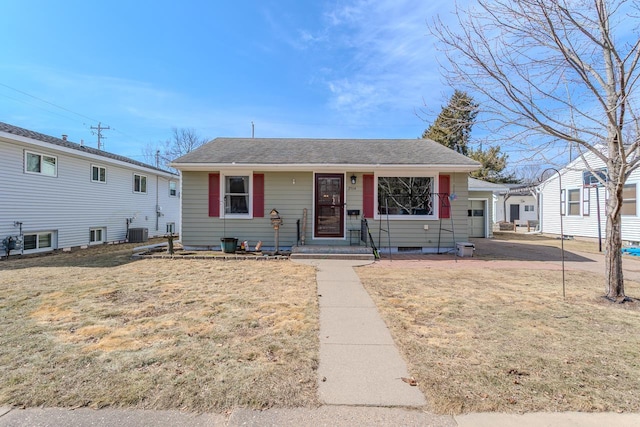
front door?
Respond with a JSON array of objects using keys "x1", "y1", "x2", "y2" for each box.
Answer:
[{"x1": 315, "y1": 174, "x2": 344, "y2": 238}]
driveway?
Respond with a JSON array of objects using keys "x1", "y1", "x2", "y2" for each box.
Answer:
[{"x1": 373, "y1": 237, "x2": 640, "y2": 284}]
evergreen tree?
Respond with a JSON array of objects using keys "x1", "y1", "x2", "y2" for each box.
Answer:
[
  {"x1": 467, "y1": 146, "x2": 517, "y2": 183},
  {"x1": 422, "y1": 90, "x2": 477, "y2": 155},
  {"x1": 423, "y1": 90, "x2": 517, "y2": 183}
]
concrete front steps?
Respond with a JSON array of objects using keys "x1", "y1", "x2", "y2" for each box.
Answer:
[{"x1": 289, "y1": 245, "x2": 375, "y2": 261}]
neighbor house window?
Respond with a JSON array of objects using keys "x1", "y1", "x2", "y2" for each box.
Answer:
[
  {"x1": 524, "y1": 205, "x2": 535, "y2": 212},
  {"x1": 166, "y1": 222, "x2": 175, "y2": 233},
  {"x1": 91, "y1": 165, "x2": 106, "y2": 183},
  {"x1": 377, "y1": 176, "x2": 434, "y2": 218},
  {"x1": 622, "y1": 184, "x2": 637, "y2": 216},
  {"x1": 23, "y1": 231, "x2": 53, "y2": 251},
  {"x1": 567, "y1": 189, "x2": 581, "y2": 216},
  {"x1": 89, "y1": 228, "x2": 105, "y2": 244},
  {"x1": 134, "y1": 174, "x2": 147, "y2": 193},
  {"x1": 224, "y1": 175, "x2": 250, "y2": 214},
  {"x1": 25, "y1": 151, "x2": 57, "y2": 176},
  {"x1": 169, "y1": 181, "x2": 177, "y2": 197}
]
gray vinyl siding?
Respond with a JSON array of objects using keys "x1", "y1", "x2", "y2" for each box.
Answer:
[
  {"x1": 180, "y1": 170, "x2": 470, "y2": 251},
  {"x1": 181, "y1": 171, "x2": 315, "y2": 249},
  {"x1": 540, "y1": 152, "x2": 640, "y2": 242},
  {"x1": 0, "y1": 139, "x2": 180, "y2": 256}
]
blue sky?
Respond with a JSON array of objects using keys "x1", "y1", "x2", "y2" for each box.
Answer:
[{"x1": 0, "y1": 0, "x2": 462, "y2": 162}]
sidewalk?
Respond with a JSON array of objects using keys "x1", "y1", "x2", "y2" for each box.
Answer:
[{"x1": 296, "y1": 259, "x2": 426, "y2": 406}]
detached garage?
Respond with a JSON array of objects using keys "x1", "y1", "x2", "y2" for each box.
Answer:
[{"x1": 468, "y1": 177, "x2": 509, "y2": 238}]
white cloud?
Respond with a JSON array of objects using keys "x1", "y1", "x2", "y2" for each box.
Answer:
[{"x1": 314, "y1": 0, "x2": 457, "y2": 117}]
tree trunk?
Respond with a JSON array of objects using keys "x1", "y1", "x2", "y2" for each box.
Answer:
[{"x1": 604, "y1": 179, "x2": 625, "y2": 301}]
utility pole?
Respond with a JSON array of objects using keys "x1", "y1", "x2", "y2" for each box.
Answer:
[
  {"x1": 156, "y1": 150, "x2": 160, "y2": 168},
  {"x1": 90, "y1": 122, "x2": 110, "y2": 150}
]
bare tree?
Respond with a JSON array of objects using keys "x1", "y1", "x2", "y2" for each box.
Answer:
[
  {"x1": 431, "y1": 0, "x2": 640, "y2": 302},
  {"x1": 164, "y1": 128, "x2": 209, "y2": 163},
  {"x1": 142, "y1": 128, "x2": 209, "y2": 171}
]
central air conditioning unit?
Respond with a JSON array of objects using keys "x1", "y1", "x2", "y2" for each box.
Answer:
[{"x1": 129, "y1": 228, "x2": 148, "y2": 243}]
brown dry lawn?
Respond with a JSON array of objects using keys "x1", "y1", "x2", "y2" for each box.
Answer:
[
  {"x1": 0, "y1": 242, "x2": 319, "y2": 412},
  {"x1": 357, "y1": 239, "x2": 640, "y2": 415}
]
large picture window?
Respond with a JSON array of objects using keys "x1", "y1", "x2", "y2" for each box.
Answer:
[
  {"x1": 25, "y1": 151, "x2": 57, "y2": 176},
  {"x1": 377, "y1": 176, "x2": 434, "y2": 217},
  {"x1": 225, "y1": 176, "x2": 250, "y2": 214}
]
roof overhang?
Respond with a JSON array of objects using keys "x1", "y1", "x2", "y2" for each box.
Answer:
[{"x1": 170, "y1": 162, "x2": 479, "y2": 173}]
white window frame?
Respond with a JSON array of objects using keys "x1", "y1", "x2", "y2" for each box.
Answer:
[
  {"x1": 134, "y1": 173, "x2": 147, "y2": 194},
  {"x1": 91, "y1": 164, "x2": 107, "y2": 183},
  {"x1": 89, "y1": 227, "x2": 105, "y2": 244},
  {"x1": 166, "y1": 222, "x2": 176, "y2": 233},
  {"x1": 622, "y1": 183, "x2": 637, "y2": 217},
  {"x1": 220, "y1": 172, "x2": 253, "y2": 219},
  {"x1": 582, "y1": 187, "x2": 590, "y2": 216},
  {"x1": 169, "y1": 180, "x2": 177, "y2": 197},
  {"x1": 25, "y1": 151, "x2": 57, "y2": 177},
  {"x1": 567, "y1": 188, "x2": 581, "y2": 216},
  {"x1": 22, "y1": 231, "x2": 54, "y2": 253},
  {"x1": 374, "y1": 173, "x2": 438, "y2": 220}
]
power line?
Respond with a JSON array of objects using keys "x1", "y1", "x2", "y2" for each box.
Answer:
[{"x1": 0, "y1": 82, "x2": 100, "y2": 124}]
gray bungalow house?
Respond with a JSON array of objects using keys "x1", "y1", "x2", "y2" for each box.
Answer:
[{"x1": 171, "y1": 138, "x2": 480, "y2": 253}]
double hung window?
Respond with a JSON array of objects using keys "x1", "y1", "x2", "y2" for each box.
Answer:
[{"x1": 224, "y1": 176, "x2": 250, "y2": 215}]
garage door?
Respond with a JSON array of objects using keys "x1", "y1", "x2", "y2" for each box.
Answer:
[{"x1": 468, "y1": 200, "x2": 486, "y2": 238}]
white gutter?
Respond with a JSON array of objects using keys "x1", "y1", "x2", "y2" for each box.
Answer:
[{"x1": 170, "y1": 162, "x2": 480, "y2": 173}]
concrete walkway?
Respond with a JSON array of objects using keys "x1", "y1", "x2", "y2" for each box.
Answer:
[{"x1": 296, "y1": 259, "x2": 426, "y2": 407}]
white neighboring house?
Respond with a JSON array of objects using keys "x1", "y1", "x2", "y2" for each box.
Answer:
[
  {"x1": 539, "y1": 150, "x2": 640, "y2": 244},
  {"x1": 495, "y1": 185, "x2": 539, "y2": 227},
  {"x1": 0, "y1": 122, "x2": 180, "y2": 257}
]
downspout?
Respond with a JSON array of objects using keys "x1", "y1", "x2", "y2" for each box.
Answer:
[{"x1": 156, "y1": 175, "x2": 159, "y2": 232}]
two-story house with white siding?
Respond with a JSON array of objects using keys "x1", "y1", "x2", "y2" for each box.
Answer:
[
  {"x1": 0, "y1": 122, "x2": 180, "y2": 257},
  {"x1": 539, "y1": 150, "x2": 640, "y2": 244}
]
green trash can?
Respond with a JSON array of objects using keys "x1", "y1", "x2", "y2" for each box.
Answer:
[{"x1": 220, "y1": 238, "x2": 238, "y2": 253}]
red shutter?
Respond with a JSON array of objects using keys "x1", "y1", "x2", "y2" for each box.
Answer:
[
  {"x1": 439, "y1": 175, "x2": 450, "y2": 219},
  {"x1": 253, "y1": 174, "x2": 264, "y2": 217},
  {"x1": 208, "y1": 173, "x2": 220, "y2": 217},
  {"x1": 363, "y1": 174, "x2": 374, "y2": 218}
]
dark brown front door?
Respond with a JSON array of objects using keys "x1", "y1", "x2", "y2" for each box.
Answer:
[{"x1": 315, "y1": 174, "x2": 344, "y2": 238}]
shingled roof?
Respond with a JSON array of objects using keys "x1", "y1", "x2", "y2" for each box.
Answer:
[
  {"x1": 0, "y1": 121, "x2": 176, "y2": 175},
  {"x1": 172, "y1": 137, "x2": 480, "y2": 170}
]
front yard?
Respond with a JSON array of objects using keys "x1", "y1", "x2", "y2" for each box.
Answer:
[
  {"x1": 2, "y1": 236, "x2": 640, "y2": 415},
  {"x1": 357, "y1": 261, "x2": 640, "y2": 414},
  {"x1": 0, "y1": 244, "x2": 319, "y2": 411}
]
